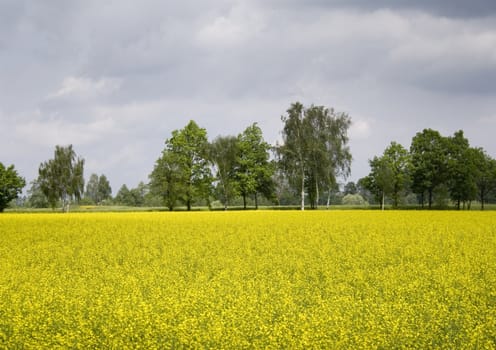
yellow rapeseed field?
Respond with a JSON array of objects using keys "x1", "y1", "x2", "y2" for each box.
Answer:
[{"x1": 0, "y1": 211, "x2": 495, "y2": 349}]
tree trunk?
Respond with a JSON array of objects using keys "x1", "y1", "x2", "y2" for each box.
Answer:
[
  {"x1": 62, "y1": 193, "x2": 70, "y2": 213},
  {"x1": 301, "y1": 172, "x2": 305, "y2": 211},
  {"x1": 187, "y1": 199, "x2": 191, "y2": 211},
  {"x1": 428, "y1": 189, "x2": 433, "y2": 209},
  {"x1": 223, "y1": 183, "x2": 228, "y2": 210},
  {"x1": 315, "y1": 181, "x2": 319, "y2": 209},
  {"x1": 481, "y1": 190, "x2": 485, "y2": 210},
  {"x1": 326, "y1": 191, "x2": 331, "y2": 210},
  {"x1": 243, "y1": 194, "x2": 247, "y2": 210},
  {"x1": 381, "y1": 191, "x2": 385, "y2": 211},
  {"x1": 255, "y1": 193, "x2": 258, "y2": 210},
  {"x1": 393, "y1": 185, "x2": 399, "y2": 208}
]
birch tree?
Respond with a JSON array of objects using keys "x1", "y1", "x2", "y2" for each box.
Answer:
[
  {"x1": 38, "y1": 145, "x2": 85, "y2": 212},
  {"x1": 278, "y1": 102, "x2": 351, "y2": 210}
]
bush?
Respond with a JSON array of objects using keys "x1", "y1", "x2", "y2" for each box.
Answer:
[{"x1": 342, "y1": 194, "x2": 368, "y2": 206}]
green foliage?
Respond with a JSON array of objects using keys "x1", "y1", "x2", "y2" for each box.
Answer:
[
  {"x1": 149, "y1": 151, "x2": 183, "y2": 211},
  {"x1": 342, "y1": 193, "x2": 368, "y2": 206},
  {"x1": 343, "y1": 181, "x2": 357, "y2": 195},
  {"x1": 209, "y1": 135, "x2": 239, "y2": 210},
  {"x1": 37, "y1": 145, "x2": 85, "y2": 212},
  {"x1": 278, "y1": 102, "x2": 351, "y2": 210},
  {"x1": 472, "y1": 149, "x2": 496, "y2": 210},
  {"x1": 0, "y1": 162, "x2": 26, "y2": 212},
  {"x1": 98, "y1": 175, "x2": 112, "y2": 203},
  {"x1": 85, "y1": 174, "x2": 99, "y2": 204},
  {"x1": 114, "y1": 184, "x2": 133, "y2": 206},
  {"x1": 114, "y1": 182, "x2": 148, "y2": 207},
  {"x1": 358, "y1": 129, "x2": 496, "y2": 210},
  {"x1": 364, "y1": 142, "x2": 411, "y2": 209},
  {"x1": 362, "y1": 157, "x2": 393, "y2": 209},
  {"x1": 85, "y1": 173, "x2": 112, "y2": 205},
  {"x1": 26, "y1": 179, "x2": 49, "y2": 208},
  {"x1": 410, "y1": 129, "x2": 448, "y2": 208},
  {"x1": 235, "y1": 123, "x2": 275, "y2": 209},
  {"x1": 150, "y1": 120, "x2": 212, "y2": 211},
  {"x1": 445, "y1": 131, "x2": 478, "y2": 209}
]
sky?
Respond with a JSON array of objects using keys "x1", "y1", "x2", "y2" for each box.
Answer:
[{"x1": 1, "y1": 0, "x2": 496, "y2": 193}]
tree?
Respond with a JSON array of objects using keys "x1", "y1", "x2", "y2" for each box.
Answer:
[
  {"x1": 114, "y1": 184, "x2": 134, "y2": 206},
  {"x1": 362, "y1": 156, "x2": 394, "y2": 210},
  {"x1": 410, "y1": 129, "x2": 448, "y2": 209},
  {"x1": 150, "y1": 120, "x2": 213, "y2": 211},
  {"x1": 26, "y1": 179, "x2": 49, "y2": 208},
  {"x1": 343, "y1": 181, "x2": 357, "y2": 195},
  {"x1": 472, "y1": 148, "x2": 496, "y2": 210},
  {"x1": 209, "y1": 135, "x2": 239, "y2": 210},
  {"x1": 98, "y1": 175, "x2": 112, "y2": 203},
  {"x1": 235, "y1": 123, "x2": 275, "y2": 209},
  {"x1": 278, "y1": 102, "x2": 352, "y2": 210},
  {"x1": 446, "y1": 131, "x2": 477, "y2": 209},
  {"x1": 278, "y1": 102, "x2": 306, "y2": 210},
  {"x1": 149, "y1": 150, "x2": 183, "y2": 211},
  {"x1": 363, "y1": 142, "x2": 410, "y2": 209},
  {"x1": 0, "y1": 163, "x2": 26, "y2": 212},
  {"x1": 130, "y1": 182, "x2": 147, "y2": 207},
  {"x1": 86, "y1": 173, "x2": 112, "y2": 204},
  {"x1": 85, "y1": 173, "x2": 100, "y2": 204},
  {"x1": 384, "y1": 142, "x2": 411, "y2": 207},
  {"x1": 38, "y1": 145, "x2": 85, "y2": 212},
  {"x1": 357, "y1": 177, "x2": 375, "y2": 204}
]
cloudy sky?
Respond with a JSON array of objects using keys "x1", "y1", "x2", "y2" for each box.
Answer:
[{"x1": 2, "y1": 0, "x2": 496, "y2": 192}]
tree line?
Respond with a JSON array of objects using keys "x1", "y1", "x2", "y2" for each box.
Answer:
[
  {"x1": 1, "y1": 102, "x2": 495, "y2": 212},
  {"x1": 360, "y1": 129, "x2": 496, "y2": 210}
]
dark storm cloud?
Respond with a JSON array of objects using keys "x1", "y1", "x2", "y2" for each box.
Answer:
[{"x1": 264, "y1": 0, "x2": 496, "y2": 18}]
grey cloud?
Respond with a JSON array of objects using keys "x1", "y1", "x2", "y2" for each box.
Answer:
[
  {"x1": 1, "y1": 0, "x2": 496, "y2": 189},
  {"x1": 263, "y1": 0, "x2": 496, "y2": 18}
]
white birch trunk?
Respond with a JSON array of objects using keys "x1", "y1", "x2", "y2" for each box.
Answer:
[{"x1": 301, "y1": 171, "x2": 305, "y2": 211}]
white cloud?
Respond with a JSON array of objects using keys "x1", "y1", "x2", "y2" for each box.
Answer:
[
  {"x1": 48, "y1": 76, "x2": 122, "y2": 99},
  {"x1": 196, "y1": 3, "x2": 266, "y2": 47},
  {"x1": 350, "y1": 118, "x2": 372, "y2": 140}
]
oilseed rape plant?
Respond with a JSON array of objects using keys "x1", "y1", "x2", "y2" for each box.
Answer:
[{"x1": 0, "y1": 211, "x2": 495, "y2": 348}]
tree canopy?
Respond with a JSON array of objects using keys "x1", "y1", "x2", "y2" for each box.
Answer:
[
  {"x1": 235, "y1": 123, "x2": 275, "y2": 209},
  {"x1": 209, "y1": 135, "x2": 239, "y2": 210},
  {"x1": 278, "y1": 102, "x2": 352, "y2": 210},
  {"x1": 0, "y1": 163, "x2": 26, "y2": 212},
  {"x1": 362, "y1": 129, "x2": 496, "y2": 210},
  {"x1": 150, "y1": 120, "x2": 212, "y2": 211},
  {"x1": 85, "y1": 173, "x2": 112, "y2": 205},
  {"x1": 363, "y1": 142, "x2": 410, "y2": 209},
  {"x1": 38, "y1": 145, "x2": 85, "y2": 212}
]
